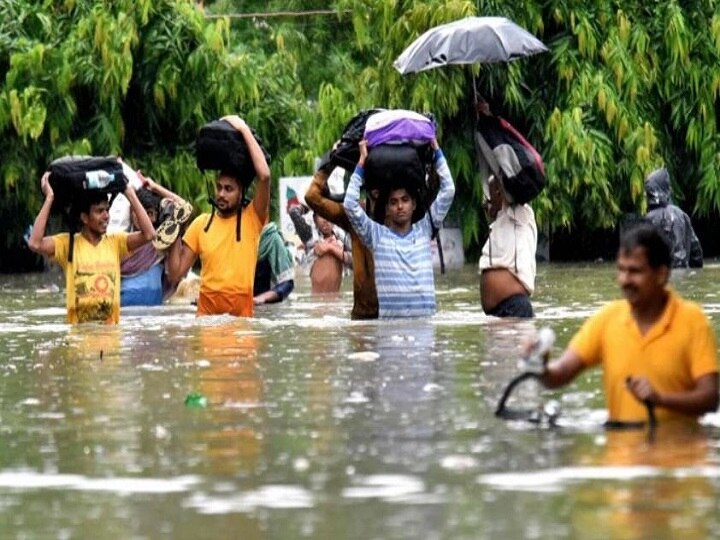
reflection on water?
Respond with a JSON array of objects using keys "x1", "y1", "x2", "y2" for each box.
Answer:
[{"x1": 0, "y1": 264, "x2": 719, "y2": 538}]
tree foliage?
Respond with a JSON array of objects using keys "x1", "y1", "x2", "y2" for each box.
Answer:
[
  {"x1": 4, "y1": 0, "x2": 720, "y2": 269},
  {"x1": 0, "y1": 0, "x2": 308, "y2": 268}
]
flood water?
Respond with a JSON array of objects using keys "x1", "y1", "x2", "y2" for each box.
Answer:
[{"x1": 1, "y1": 263, "x2": 720, "y2": 539}]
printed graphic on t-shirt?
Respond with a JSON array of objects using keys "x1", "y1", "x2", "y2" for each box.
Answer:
[{"x1": 74, "y1": 271, "x2": 116, "y2": 322}]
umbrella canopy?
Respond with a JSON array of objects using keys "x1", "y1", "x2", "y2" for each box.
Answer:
[{"x1": 393, "y1": 16, "x2": 548, "y2": 75}]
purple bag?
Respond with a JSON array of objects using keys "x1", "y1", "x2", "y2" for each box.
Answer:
[{"x1": 364, "y1": 109, "x2": 436, "y2": 148}]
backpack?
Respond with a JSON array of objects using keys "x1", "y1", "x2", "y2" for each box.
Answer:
[
  {"x1": 364, "y1": 144, "x2": 438, "y2": 224},
  {"x1": 475, "y1": 115, "x2": 546, "y2": 205},
  {"x1": 48, "y1": 156, "x2": 126, "y2": 213},
  {"x1": 364, "y1": 109, "x2": 436, "y2": 148},
  {"x1": 47, "y1": 155, "x2": 127, "y2": 262},
  {"x1": 330, "y1": 108, "x2": 386, "y2": 170},
  {"x1": 195, "y1": 119, "x2": 272, "y2": 188}
]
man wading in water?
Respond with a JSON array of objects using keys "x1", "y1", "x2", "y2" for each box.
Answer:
[{"x1": 535, "y1": 223, "x2": 718, "y2": 425}]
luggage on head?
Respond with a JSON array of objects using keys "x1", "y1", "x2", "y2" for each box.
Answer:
[
  {"x1": 363, "y1": 109, "x2": 436, "y2": 149},
  {"x1": 475, "y1": 115, "x2": 546, "y2": 205},
  {"x1": 47, "y1": 155, "x2": 127, "y2": 262},
  {"x1": 330, "y1": 108, "x2": 386, "y2": 170},
  {"x1": 363, "y1": 144, "x2": 426, "y2": 192},
  {"x1": 48, "y1": 156, "x2": 126, "y2": 214},
  {"x1": 361, "y1": 109, "x2": 438, "y2": 223},
  {"x1": 195, "y1": 119, "x2": 272, "y2": 187}
]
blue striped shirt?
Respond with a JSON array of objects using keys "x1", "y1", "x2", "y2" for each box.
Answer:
[{"x1": 343, "y1": 149, "x2": 455, "y2": 318}]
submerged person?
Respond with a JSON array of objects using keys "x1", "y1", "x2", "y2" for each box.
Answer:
[
  {"x1": 305, "y1": 164, "x2": 379, "y2": 318},
  {"x1": 120, "y1": 173, "x2": 193, "y2": 306},
  {"x1": 167, "y1": 115, "x2": 271, "y2": 317},
  {"x1": 253, "y1": 222, "x2": 295, "y2": 305},
  {"x1": 28, "y1": 172, "x2": 155, "y2": 324},
  {"x1": 644, "y1": 167, "x2": 703, "y2": 268},
  {"x1": 343, "y1": 138, "x2": 455, "y2": 318},
  {"x1": 536, "y1": 223, "x2": 718, "y2": 425}
]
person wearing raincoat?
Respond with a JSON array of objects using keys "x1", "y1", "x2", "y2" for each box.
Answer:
[{"x1": 644, "y1": 168, "x2": 703, "y2": 269}]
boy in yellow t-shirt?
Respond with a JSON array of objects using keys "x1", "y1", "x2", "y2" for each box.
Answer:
[
  {"x1": 536, "y1": 223, "x2": 718, "y2": 424},
  {"x1": 28, "y1": 170, "x2": 155, "y2": 324},
  {"x1": 167, "y1": 115, "x2": 271, "y2": 318}
]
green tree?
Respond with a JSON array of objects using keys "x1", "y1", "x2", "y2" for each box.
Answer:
[
  {"x1": 5, "y1": 0, "x2": 720, "y2": 270},
  {"x1": 290, "y1": 0, "x2": 720, "y2": 253},
  {"x1": 0, "y1": 0, "x2": 308, "y2": 270}
]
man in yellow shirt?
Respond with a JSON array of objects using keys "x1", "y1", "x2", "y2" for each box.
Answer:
[
  {"x1": 167, "y1": 115, "x2": 270, "y2": 317},
  {"x1": 28, "y1": 171, "x2": 155, "y2": 324},
  {"x1": 539, "y1": 223, "x2": 718, "y2": 424}
]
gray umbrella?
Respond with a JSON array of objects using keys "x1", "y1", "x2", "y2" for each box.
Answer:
[{"x1": 393, "y1": 16, "x2": 548, "y2": 75}]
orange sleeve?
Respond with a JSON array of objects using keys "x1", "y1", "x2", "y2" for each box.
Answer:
[
  {"x1": 568, "y1": 305, "x2": 611, "y2": 367},
  {"x1": 182, "y1": 215, "x2": 206, "y2": 255},
  {"x1": 689, "y1": 308, "x2": 719, "y2": 379}
]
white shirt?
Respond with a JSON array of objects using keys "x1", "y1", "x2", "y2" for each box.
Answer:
[{"x1": 478, "y1": 204, "x2": 537, "y2": 294}]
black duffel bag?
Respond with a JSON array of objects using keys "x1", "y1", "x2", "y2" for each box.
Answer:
[
  {"x1": 330, "y1": 108, "x2": 386, "y2": 170},
  {"x1": 195, "y1": 120, "x2": 271, "y2": 187},
  {"x1": 364, "y1": 144, "x2": 437, "y2": 224},
  {"x1": 48, "y1": 156, "x2": 126, "y2": 213},
  {"x1": 475, "y1": 115, "x2": 546, "y2": 205},
  {"x1": 47, "y1": 155, "x2": 127, "y2": 262}
]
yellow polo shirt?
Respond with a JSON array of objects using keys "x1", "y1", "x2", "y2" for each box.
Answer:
[
  {"x1": 570, "y1": 289, "x2": 718, "y2": 423},
  {"x1": 182, "y1": 206, "x2": 263, "y2": 317}
]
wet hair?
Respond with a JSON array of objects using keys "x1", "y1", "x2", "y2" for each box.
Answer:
[
  {"x1": 619, "y1": 221, "x2": 671, "y2": 269},
  {"x1": 218, "y1": 170, "x2": 241, "y2": 187},
  {"x1": 71, "y1": 191, "x2": 109, "y2": 220}
]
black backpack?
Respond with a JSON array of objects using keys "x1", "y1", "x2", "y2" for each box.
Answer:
[
  {"x1": 330, "y1": 108, "x2": 386, "y2": 170},
  {"x1": 364, "y1": 144, "x2": 438, "y2": 224},
  {"x1": 475, "y1": 115, "x2": 546, "y2": 205},
  {"x1": 48, "y1": 156, "x2": 126, "y2": 213},
  {"x1": 195, "y1": 120, "x2": 272, "y2": 188},
  {"x1": 47, "y1": 155, "x2": 126, "y2": 262}
]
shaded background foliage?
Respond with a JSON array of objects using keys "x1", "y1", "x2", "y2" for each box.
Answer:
[{"x1": 2, "y1": 0, "x2": 720, "y2": 271}]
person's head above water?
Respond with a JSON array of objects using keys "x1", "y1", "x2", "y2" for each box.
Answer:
[
  {"x1": 619, "y1": 222, "x2": 672, "y2": 270},
  {"x1": 644, "y1": 168, "x2": 672, "y2": 210},
  {"x1": 617, "y1": 222, "x2": 671, "y2": 308}
]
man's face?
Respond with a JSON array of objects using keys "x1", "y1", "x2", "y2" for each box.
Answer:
[
  {"x1": 386, "y1": 188, "x2": 416, "y2": 228},
  {"x1": 81, "y1": 201, "x2": 110, "y2": 236},
  {"x1": 616, "y1": 246, "x2": 668, "y2": 307},
  {"x1": 215, "y1": 175, "x2": 242, "y2": 215}
]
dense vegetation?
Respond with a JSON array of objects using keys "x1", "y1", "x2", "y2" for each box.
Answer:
[{"x1": 2, "y1": 0, "x2": 720, "y2": 270}]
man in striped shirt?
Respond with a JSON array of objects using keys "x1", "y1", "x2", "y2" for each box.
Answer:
[{"x1": 343, "y1": 139, "x2": 455, "y2": 318}]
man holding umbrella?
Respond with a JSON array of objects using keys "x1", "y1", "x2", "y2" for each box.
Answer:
[{"x1": 393, "y1": 16, "x2": 548, "y2": 318}]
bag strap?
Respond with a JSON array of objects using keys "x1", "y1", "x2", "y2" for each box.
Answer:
[
  {"x1": 498, "y1": 118, "x2": 545, "y2": 175},
  {"x1": 475, "y1": 130, "x2": 501, "y2": 178}
]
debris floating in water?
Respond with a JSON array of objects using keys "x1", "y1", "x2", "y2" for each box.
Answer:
[
  {"x1": 347, "y1": 351, "x2": 380, "y2": 362},
  {"x1": 184, "y1": 392, "x2": 208, "y2": 408}
]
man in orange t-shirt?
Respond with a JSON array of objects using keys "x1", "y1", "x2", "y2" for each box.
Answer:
[
  {"x1": 538, "y1": 223, "x2": 718, "y2": 424},
  {"x1": 167, "y1": 115, "x2": 270, "y2": 317}
]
